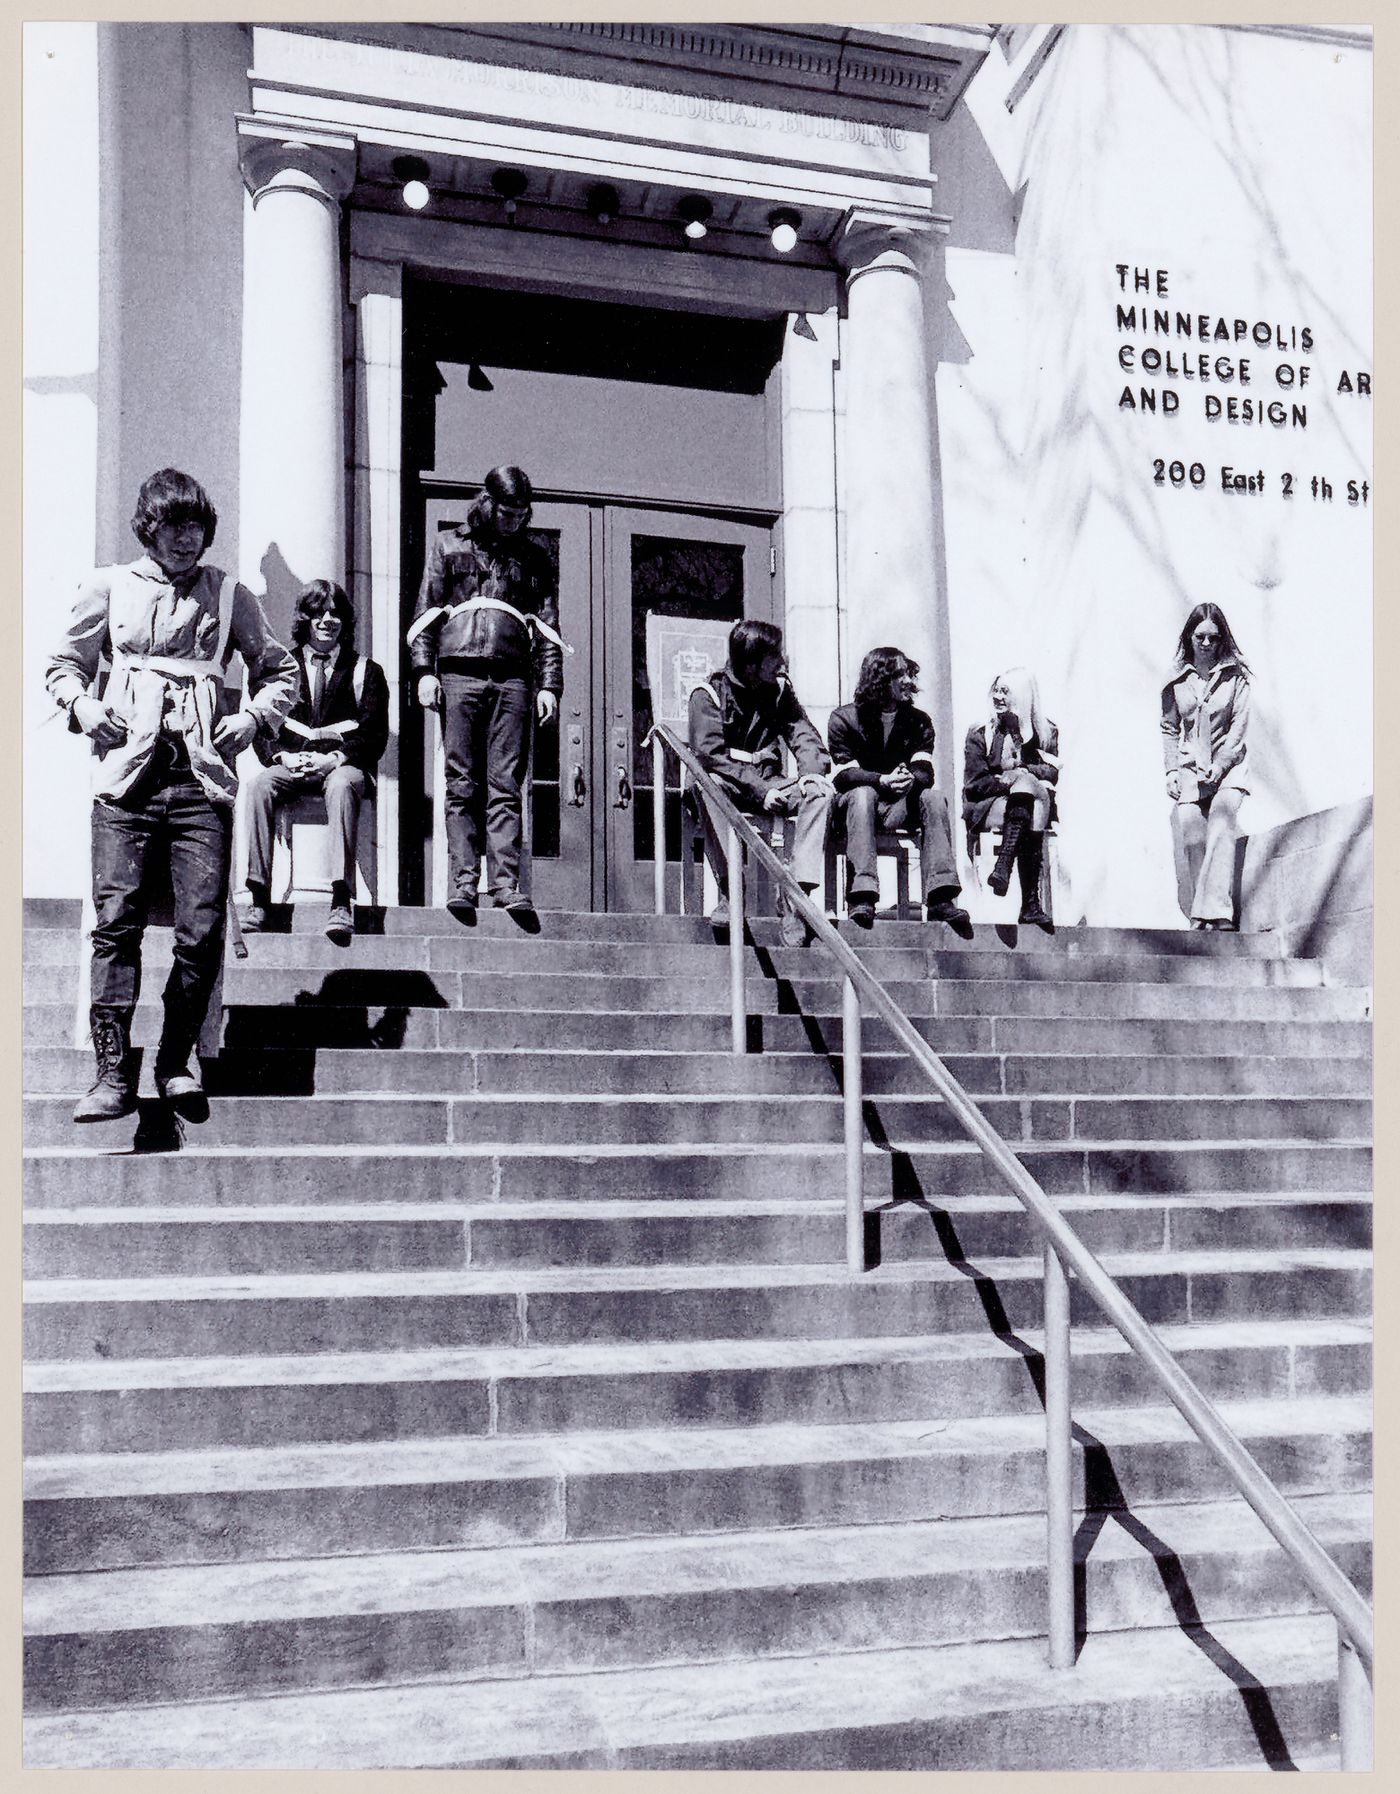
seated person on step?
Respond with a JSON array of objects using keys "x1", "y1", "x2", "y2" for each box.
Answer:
[
  {"x1": 46, "y1": 467, "x2": 297, "y2": 1123},
  {"x1": 827, "y1": 646, "x2": 972, "y2": 936},
  {"x1": 687, "y1": 619, "x2": 833, "y2": 948},
  {"x1": 962, "y1": 665, "x2": 1058, "y2": 932},
  {"x1": 243, "y1": 579, "x2": 390, "y2": 944}
]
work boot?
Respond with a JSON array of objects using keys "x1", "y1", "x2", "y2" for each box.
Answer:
[
  {"x1": 925, "y1": 892, "x2": 974, "y2": 939},
  {"x1": 987, "y1": 798, "x2": 1030, "y2": 898},
  {"x1": 242, "y1": 882, "x2": 270, "y2": 933},
  {"x1": 72, "y1": 1006, "x2": 137, "y2": 1123},
  {"x1": 154, "y1": 989, "x2": 210, "y2": 1120},
  {"x1": 496, "y1": 889, "x2": 540, "y2": 933},
  {"x1": 848, "y1": 894, "x2": 877, "y2": 929},
  {"x1": 708, "y1": 896, "x2": 730, "y2": 930},
  {"x1": 1016, "y1": 831, "x2": 1053, "y2": 931},
  {"x1": 326, "y1": 883, "x2": 354, "y2": 946},
  {"x1": 778, "y1": 888, "x2": 817, "y2": 949}
]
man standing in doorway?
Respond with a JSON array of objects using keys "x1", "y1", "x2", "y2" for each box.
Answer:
[{"x1": 409, "y1": 466, "x2": 564, "y2": 923}]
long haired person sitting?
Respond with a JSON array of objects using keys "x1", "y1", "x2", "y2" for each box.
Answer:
[
  {"x1": 242, "y1": 579, "x2": 390, "y2": 944},
  {"x1": 826, "y1": 645, "x2": 972, "y2": 935}
]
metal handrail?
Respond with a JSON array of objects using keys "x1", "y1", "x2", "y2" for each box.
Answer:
[{"x1": 652, "y1": 723, "x2": 1372, "y2": 1755}]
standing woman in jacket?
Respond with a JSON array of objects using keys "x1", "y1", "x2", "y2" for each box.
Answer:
[
  {"x1": 962, "y1": 667, "x2": 1058, "y2": 930},
  {"x1": 1161, "y1": 603, "x2": 1251, "y2": 930}
]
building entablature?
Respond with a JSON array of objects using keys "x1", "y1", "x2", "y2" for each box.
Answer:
[{"x1": 247, "y1": 24, "x2": 977, "y2": 269}]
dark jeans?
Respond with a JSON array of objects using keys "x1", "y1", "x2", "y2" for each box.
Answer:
[
  {"x1": 441, "y1": 670, "x2": 532, "y2": 901},
  {"x1": 833, "y1": 783, "x2": 960, "y2": 900},
  {"x1": 245, "y1": 762, "x2": 369, "y2": 891},
  {"x1": 90, "y1": 755, "x2": 233, "y2": 1023}
]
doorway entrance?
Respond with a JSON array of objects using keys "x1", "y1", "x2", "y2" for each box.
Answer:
[{"x1": 412, "y1": 491, "x2": 774, "y2": 912}]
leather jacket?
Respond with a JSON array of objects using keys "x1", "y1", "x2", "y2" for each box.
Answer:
[
  {"x1": 688, "y1": 663, "x2": 829, "y2": 806},
  {"x1": 408, "y1": 496, "x2": 563, "y2": 692}
]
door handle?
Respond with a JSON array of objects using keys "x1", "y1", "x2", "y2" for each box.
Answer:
[
  {"x1": 612, "y1": 724, "x2": 632, "y2": 809},
  {"x1": 570, "y1": 763, "x2": 587, "y2": 806}
]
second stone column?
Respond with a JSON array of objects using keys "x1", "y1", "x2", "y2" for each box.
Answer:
[{"x1": 237, "y1": 126, "x2": 356, "y2": 623}]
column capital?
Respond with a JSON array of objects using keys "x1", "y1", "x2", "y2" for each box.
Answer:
[
  {"x1": 236, "y1": 118, "x2": 357, "y2": 210},
  {"x1": 834, "y1": 210, "x2": 948, "y2": 281}
]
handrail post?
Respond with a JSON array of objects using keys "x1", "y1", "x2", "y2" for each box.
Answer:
[
  {"x1": 652, "y1": 732, "x2": 667, "y2": 916},
  {"x1": 1044, "y1": 1241, "x2": 1075, "y2": 1670},
  {"x1": 726, "y1": 821, "x2": 746, "y2": 1056},
  {"x1": 1337, "y1": 1628, "x2": 1372, "y2": 1770},
  {"x1": 842, "y1": 974, "x2": 864, "y2": 1272}
]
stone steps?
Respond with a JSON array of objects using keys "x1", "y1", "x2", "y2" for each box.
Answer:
[
  {"x1": 22, "y1": 1192, "x2": 1371, "y2": 1277},
  {"x1": 22, "y1": 1602, "x2": 1350, "y2": 1771},
  {"x1": 27, "y1": 960, "x2": 1371, "y2": 1020},
  {"x1": 22, "y1": 1000, "x2": 1376, "y2": 1057},
  {"x1": 21, "y1": 1089, "x2": 1375, "y2": 1151},
  {"x1": 22, "y1": 896, "x2": 1299, "y2": 955},
  {"x1": 22, "y1": 1317, "x2": 1370, "y2": 1454},
  {"x1": 18, "y1": 1610, "x2": 1349, "y2": 1769},
  {"x1": 25, "y1": 1394, "x2": 1371, "y2": 1573},
  {"x1": 21, "y1": 1139, "x2": 1374, "y2": 1205},
  {"x1": 23, "y1": 1247, "x2": 1372, "y2": 1363},
  {"x1": 25, "y1": 926, "x2": 1329, "y2": 985},
  {"x1": 22, "y1": 900, "x2": 1371, "y2": 1768},
  {"x1": 24, "y1": 1043, "x2": 1374, "y2": 1097},
  {"x1": 22, "y1": 1491, "x2": 1370, "y2": 1715}
]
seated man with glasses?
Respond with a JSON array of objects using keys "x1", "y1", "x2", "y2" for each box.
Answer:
[{"x1": 242, "y1": 579, "x2": 390, "y2": 944}]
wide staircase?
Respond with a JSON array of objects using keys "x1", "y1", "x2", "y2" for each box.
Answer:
[{"x1": 22, "y1": 896, "x2": 1372, "y2": 1770}]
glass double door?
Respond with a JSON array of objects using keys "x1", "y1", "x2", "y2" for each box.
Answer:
[{"x1": 418, "y1": 494, "x2": 773, "y2": 912}]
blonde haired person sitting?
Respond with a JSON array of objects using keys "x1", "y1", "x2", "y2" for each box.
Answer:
[{"x1": 962, "y1": 667, "x2": 1059, "y2": 931}]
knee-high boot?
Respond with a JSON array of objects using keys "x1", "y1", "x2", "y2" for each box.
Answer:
[
  {"x1": 988, "y1": 796, "x2": 1031, "y2": 897},
  {"x1": 1016, "y1": 830, "x2": 1052, "y2": 929}
]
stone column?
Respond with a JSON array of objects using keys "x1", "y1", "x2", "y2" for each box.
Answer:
[
  {"x1": 237, "y1": 126, "x2": 356, "y2": 625},
  {"x1": 351, "y1": 262, "x2": 404, "y2": 905},
  {"x1": 779, "y1": 307, "x2": 841, "y2": 738},
  {"x1": 834, "y1": 213, "x2": 943, "y2": 696}
]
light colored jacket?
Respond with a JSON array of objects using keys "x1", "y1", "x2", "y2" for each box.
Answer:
[
  {"x1": 1160, "y1": 658, "x2": 1251, "y2": 800},
  {"x1": 46, "y1": 556, "x2": 298, "y2": 806}
]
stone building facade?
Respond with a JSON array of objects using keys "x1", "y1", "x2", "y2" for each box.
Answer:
[{"x1": 24, "y1": 21, "x2": 1372, "y2": 932}]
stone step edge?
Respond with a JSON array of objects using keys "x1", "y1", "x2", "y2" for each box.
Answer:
[
  {"x1": 22, "y1": 1490, "x2": 1370, "y2": 1636},
  {"x1": 21, "y1": 1137, "x2": 1377, "y2": 1161},
  {"x1": 16, "y1": 1611, "x2": 1344, "y2": 1771},
  {"x1": 21, "y1": 1243, "x2": 1374, "y2": 1307},
  {"x1": 23, "y1": 1188, "x2": 1375, "y2": 1224},
  {"x1": 22, "y1": 911, "x2": 1297, "y2": 946},
  {"x1": 24, "y1": 1392, "x2": 1374, "y2": 1501},
  {"x1": 21, "y1": 1313, "x2": 1374, "y2": 1396},
  {"x1": 21, "y1": 1089, "x2": 1376, "y2": 1108}
]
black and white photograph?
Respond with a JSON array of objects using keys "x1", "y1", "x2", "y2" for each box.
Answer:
[{"x1": 20, "y1": 15, "x2": 1374, "y2": 1772}]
